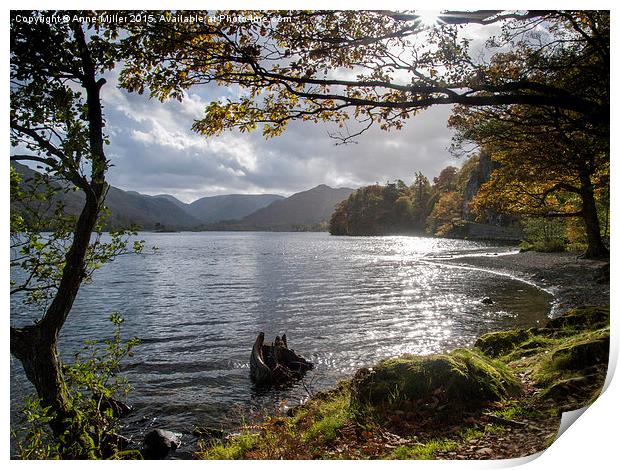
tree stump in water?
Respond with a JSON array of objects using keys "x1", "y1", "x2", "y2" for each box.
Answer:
[{"x1": 250, "y1": 332, "x2": 314, "y2": 386}]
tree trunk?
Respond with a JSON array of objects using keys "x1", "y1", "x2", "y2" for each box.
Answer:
[
  {"x1": 11, "y1": 326, "x2": 71, "y2": 420},
  {"x1": 10, "y1": 24, "x2": 108, "y2": 458},
  {"x1": 11, "y1": 326, "x2": 96, "y2": 458},
  {"x1": 579, "y1": 171, "x2": 609, "y2": 259}
]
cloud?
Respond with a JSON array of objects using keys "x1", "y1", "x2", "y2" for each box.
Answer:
[{"x1": 99, "y1": 66, "x2": 461, "y2": 203}]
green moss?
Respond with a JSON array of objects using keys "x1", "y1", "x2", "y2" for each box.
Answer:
[
  {"x1": 533, "y1": 327, "x2": 609, "y2": 384},
  {"x1": 460, "y1": 426, "x2": 484, "y2": 441},
  {"x1": 198, "y1": 433, "x2": 260, "y2": 460},
  {"x1": 493, "y1": 309, "x2": 611, "y2": 409},
  {"x1": 492, "y1": 404, "x2": 543, "y2": 420},
  {"x1": 529, "y1": 326, "x2": 609, "y2": 407},
  {"x1": 303, "y1": 391, "x2": 352, "y2": 444},
  {"x1": 545, "y1": 306, "x2": 609, "y2": 332},
  {"x1": 392, "y1": 439, "x2": 458, "y2": 460},
  {"x1": 352, "y1": 348, "x2": 520, "y2": 410},
  {"x1": 475, "y1": 329, "x2": 531, "y2": 357}
]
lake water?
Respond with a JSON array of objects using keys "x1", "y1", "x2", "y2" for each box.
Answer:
[{"x1": 10, "y1": 232, "x2": 552, "y2": 450}]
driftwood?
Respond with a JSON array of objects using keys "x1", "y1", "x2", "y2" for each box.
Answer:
[{"x1": 250, "y1": 332, "x2": 313, "y2": 386}]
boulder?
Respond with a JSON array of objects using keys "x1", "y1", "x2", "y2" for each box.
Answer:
[
  {"x1": 142, "y1": 429, "x2": 182, "y2": 459},
  {"x1": 475, "y1": 329, "x2": 530, "y2": 357},
  {"x1": 351, "y1": 349, "x2": 520, "y2": 411},
  {"x1": 545, "y1": 306, "x2": 609, "y2": 331}
]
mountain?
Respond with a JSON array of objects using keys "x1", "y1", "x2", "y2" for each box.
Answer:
[
  {"x1": 102, "y1": 187, "x2": 201, "y2": 229},
  {"x1": 12, "y1": 163, "x2": 354, "y2": 232},
  {"x1": 187, "y1": 194, "x2": 284, "y2": 223},
  {"x1": 219, "y1": 184, "x2": 355, "y2": 231},
  {"x1": 11, "y1": 163, "x2": 200, "y2": 230},
  {"x1": 153, "y1": 194, "x2": 188, "y2": 211}
]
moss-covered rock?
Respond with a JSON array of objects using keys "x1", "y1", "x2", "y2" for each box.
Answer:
[
  {"x1": 549, "y1": 331, "x2": 609, "y2": 371},
  {"x1": 475, "y1": 329, "x2": 531, "y2": 357},
  {"x1": 545, "y1": 306, "x2": 609, "y2": 332},
  {"x1": 541, "y1": 376, "x2": 604, "y2": 402},
  {"x1": 533, "y1": 327, "x2": 610, "y2": 384},
  {"x1": 351, "y1": 349, "x2": 520, "y2": 410}
]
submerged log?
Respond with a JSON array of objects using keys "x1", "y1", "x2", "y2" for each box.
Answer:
[{"x1": 250, "y1": 332, "x2": 313, "y2": 386}]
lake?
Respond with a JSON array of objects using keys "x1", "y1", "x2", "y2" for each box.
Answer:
[{"x1": 10, "y1": 232, "x2": 552, "y2": 447}]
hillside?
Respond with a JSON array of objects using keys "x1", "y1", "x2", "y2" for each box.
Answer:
[
  {"x1": 187, "y1": 194, "x2": 284, "y2": 223},
  {"x1": 102, "y1": 187, "x2": 202, "y2": 229},
  {"x1": 226, "y1": 184, "x2": 355, "y2": 230},
  {"x1": 11, "y1": 163, "x2": 351, "y2": 232},
  {"x1": 11, "y1": 163, "x2": 200, "y2": 230},
  {"x1": 153, "y1": 194, "x2": 189, "y2": 211}
]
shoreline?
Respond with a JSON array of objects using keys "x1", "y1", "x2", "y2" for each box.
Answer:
[
  {"x1": 196, "y1": 250, "x2": 610, "y2": 461},
  {"x1": 437, "y1": 250, "x2": 609, "y2": 316}
]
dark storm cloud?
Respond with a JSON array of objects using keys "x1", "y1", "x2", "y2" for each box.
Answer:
[{"x1": 101, "y1": 70, "x2": 461, "y2": 203}]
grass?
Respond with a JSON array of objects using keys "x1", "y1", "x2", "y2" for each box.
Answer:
[
  {"x1": 392, "y1": 439, "x2": 458, "y2": 460},
  {"x1": 302, "y1": 391, "x2": 352, "y2": 443},
  {"x1": 198, "y1": 432, "x2": 260, "y2": 460}
]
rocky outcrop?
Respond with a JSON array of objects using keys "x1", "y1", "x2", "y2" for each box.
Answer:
[{"x1": 460, "y1": 152, "x2": 517, "y2": 227}]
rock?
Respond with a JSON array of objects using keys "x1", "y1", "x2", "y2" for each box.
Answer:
[
  {"x1": 475, "y1": 329, "x2": 530, "y2": 357},
  {"x1": 546, "y1": 306, "x2": 609, "y2": 331},
  {"x1": 351, "y1": 349, "x2": 521, "y2": 411},
  {"x1": 477, "y1": 447, "x2": 494, "y2": 457},
  {"x1": 549, "y1": 332, "x2": 609, "y2": 370},
  {"x1": 142, "y1": 429, "x2": 182, "y2": 459},
  {"x1": 481, "y1": 297, "x2": 494, "y2": 305}
]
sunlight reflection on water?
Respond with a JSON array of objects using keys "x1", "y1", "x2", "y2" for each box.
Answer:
[{"x1": 11, "y1": 232, "x2": 551, "y2": 436}]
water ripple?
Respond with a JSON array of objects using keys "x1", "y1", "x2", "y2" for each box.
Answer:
[{"x1": 11, "y1": 232, "x2": 551, "y2": 434}]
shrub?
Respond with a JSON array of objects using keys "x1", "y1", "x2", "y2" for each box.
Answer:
[{"x1": 519, "y1": 217, "x2": 567, "y2": 252}]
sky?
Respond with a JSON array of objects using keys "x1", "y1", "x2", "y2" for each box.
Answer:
[
  {"x1": 77, "y1": 11, "x2": 504, "y2": 204},
  {"x1": 10, "y1": 12, "x2": 502, "y2": 204},
  {"x1": 101, "y1": 72, "x2": 461, "y2": 203}
]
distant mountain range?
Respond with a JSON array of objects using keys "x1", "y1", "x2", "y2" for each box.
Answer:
[{"x1": 11, "y1": 163, "x2": 354, "y2": 232}]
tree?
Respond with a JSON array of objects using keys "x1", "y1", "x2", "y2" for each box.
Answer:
[
  {"x1": 10, "y1": 13, "x2": 140, "y2": 455},
  {"x1": 426, "y1": 192, "x2": 463, "y2": 236},
  {"x1": 433, "y1": 167, "x2": 458, "y2": 192},
  {"x1": 410, "y1": 172, "x2": 432, "y2": 224},
  {"x1": 330, "y1": 184, "x2": 403, "y2": 235},
  {"x1": 120, "y1": 10, "x2": 607, "y2": 142},
  {"x1": 449, "y1": 101, "x2": 609, "y2": 257}
]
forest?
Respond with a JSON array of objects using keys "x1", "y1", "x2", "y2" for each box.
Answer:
[
  {"x1": 329, "y1": 150, "x2": 610, "y2": 254},
  {"x1": 329, "y1": 156, "x2": 483, "y2": 237}
]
